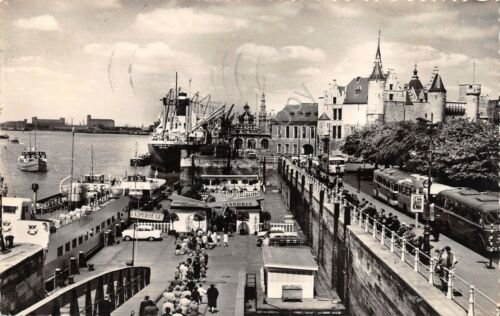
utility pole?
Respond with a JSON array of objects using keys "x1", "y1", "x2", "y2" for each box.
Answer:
[{"x1": 423, "y1": 113, "x2": 434, "y2": 264}]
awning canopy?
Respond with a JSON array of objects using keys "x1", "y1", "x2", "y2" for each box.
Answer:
[
  {"x1": 169, "y1": 194, "x2": 209, "y2": 209},
  {"x1": 208, "y1": 196, "x2": 263, "y2": 209},
  {"x1": 263, "y1": 247, "x2": 318, "y2": 271}
]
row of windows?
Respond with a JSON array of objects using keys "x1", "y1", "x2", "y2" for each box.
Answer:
[
  {"x1": 276, "y1": 144, "x2": 299, "y2": 154},
  {"x1": 434, "y1": 196, "x2": 486, "y2": 225},
  {"x1": 374, "y1": 175, "x2": 398, "y2": 192},
  {"x1": 56, "y1": 213, "x2": 120, "y2": 257},
  {"x1": 276, "y1": 126, "x2": 315, "y2": 139}
]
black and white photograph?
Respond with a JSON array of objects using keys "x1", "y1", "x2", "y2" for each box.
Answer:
[{"x1": 0, "y1": 0, "x2": 498, "y2": 315}]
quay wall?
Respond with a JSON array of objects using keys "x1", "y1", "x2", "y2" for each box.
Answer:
[{"x1": 279, "y1": 159, "x2": 465, "y2": 316}]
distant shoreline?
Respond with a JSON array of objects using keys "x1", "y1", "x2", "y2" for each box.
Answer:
[{"x1": 1, "y1": 128, "x2": 151, "y2": 136}]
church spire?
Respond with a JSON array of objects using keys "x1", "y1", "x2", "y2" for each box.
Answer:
[{"x1": 370, "y1": 29, "x2": 385, "y2": 81}]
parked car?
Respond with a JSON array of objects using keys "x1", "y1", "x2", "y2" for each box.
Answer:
[
  {"x1": 122, "y1": 225, "x2": 162, "y2": 241},
  {"x1": 256, "y1": 229, "x2": 298, "y2": 246}
]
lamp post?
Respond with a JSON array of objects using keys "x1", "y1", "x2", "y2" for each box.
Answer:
[{"x1": 422, "y1": 113, "x2": 436, "y2": 264}]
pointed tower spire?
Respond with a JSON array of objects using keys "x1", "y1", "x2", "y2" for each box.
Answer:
[
  {"x1": 370, "y1": 29, "x2": 385, "y2": 80},
  {"x1": 429, "y1": 69, "x2": 447, "y2": 93}
]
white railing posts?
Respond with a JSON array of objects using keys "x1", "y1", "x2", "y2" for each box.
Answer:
[
  {"x1": 358, "y1": 212, "x2": 363, "y2": 228},
  {"x1": 372, "y1": 221, "x2": 377, "y2": 238},
  {"x1": 467, "y1": 285, "x2": 475, "y2": 316},
  {"x1": 380, "y1": 226, "x2": 385, "y2": 245},
  {"x1": 390, "y1": 232, "x2": 395, "y2": 253},
  {"x1": 414, "y1": 249, "x2": 419, "y2": 272},
  {"x1": 429, "y1": 258, "x2": 435, "y2": 285},
  {"x1": 447, "y1": 271, "x2": 454, "y2": 299},
  {"x1": 401, "y1": 238, "x2": 406, "y2": 262}
]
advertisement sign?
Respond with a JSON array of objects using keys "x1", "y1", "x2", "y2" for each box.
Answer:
[
  {"x1": 130, "y1": 210, "x2": 165, "y2": 222},
  {"x1": 410, "y1": 194, "x2": 424, "y2": 213}
]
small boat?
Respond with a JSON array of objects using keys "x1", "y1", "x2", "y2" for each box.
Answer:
[
  {"x1": 130, "y1": 153, "x2": 151, "y2": 167},
  {"x1": 17, "y1": 150, "x2": 48, "y2": 172},
  {"x1": 0, "y1": 134, "x2": 9, "y2": 139},
  {"x1": 10, "y1": 137, "x2": 19, "y2": 143}
]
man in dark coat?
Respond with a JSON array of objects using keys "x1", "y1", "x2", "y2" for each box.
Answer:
[
  {"x1": 98, "y1": 295, "x2": 113, "y2": 316},
  {"x1": 206, "y1": 284, "x2": 219, "y2": 313},
  {"x1": 139, "y1": 296, "x2": 154, "y2": 316}
]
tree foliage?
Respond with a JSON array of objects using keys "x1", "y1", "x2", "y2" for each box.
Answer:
[{"x1": 342, "y1": 119, "x2": 499, "y2": 191}]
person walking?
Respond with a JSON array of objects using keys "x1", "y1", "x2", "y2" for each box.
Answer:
[
  {"x1": 206, "y1": 284, "x2": 219, "y2": 313},
  {"x1": 98, "y1": 295, "x2": 113, "y2": 316},
  {"x1": 139, "y1": 296, "x2": 154, "y2": 316}
]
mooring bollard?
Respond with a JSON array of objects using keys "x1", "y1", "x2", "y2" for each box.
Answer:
[
  {"x1": 70, "y1": 256, "x2": 79, "y2": 275},
  {"x1": 79, "y1": 251, "x2": 86, "y2": 268}
]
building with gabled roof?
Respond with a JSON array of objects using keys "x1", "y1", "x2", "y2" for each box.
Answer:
[
  {"x1": 270, "y1": 103, "x2": 318, "y2": 156},
  {"x1": 317, "y1": 31, "x2": 483, "y2": 150}
]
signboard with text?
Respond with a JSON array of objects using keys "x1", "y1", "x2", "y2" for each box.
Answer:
[
  {"x1": 410, "y1": 194, "x2": 424, "y2": 213},
  {"x1": 130, "y1": 210, "x2": 165, "y2": 222}
]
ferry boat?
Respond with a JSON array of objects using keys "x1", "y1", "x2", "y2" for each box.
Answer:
[
  {"x1": 147, "y1": 74, "x2": 229, "y2": 172},
  {"x1": 0, "y1": 194, "x2": 130, "y2": 291},
  {"x1": 17, "y1": 149, "x2": 48, "y2": 172},
  {"x1": 114, "y1": 174, "x2": 166, "y2": 203}
]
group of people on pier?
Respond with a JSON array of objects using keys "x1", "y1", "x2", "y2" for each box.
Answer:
[{"x1": 137, "y1": 228, "x2": 221, "y2": 316}]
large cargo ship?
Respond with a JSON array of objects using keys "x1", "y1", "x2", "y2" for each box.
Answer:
[{"x1": 148, "y1": 75, "x2": 230, "y2": 172}]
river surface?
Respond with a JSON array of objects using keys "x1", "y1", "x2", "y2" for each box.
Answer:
[{"x1": 0, "y1": 131, "x2": 160, "y2": 199}]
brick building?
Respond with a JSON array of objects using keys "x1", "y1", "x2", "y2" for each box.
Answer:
[{"x1": 270, "y1": 103, "x2": 318, "y2": 156}]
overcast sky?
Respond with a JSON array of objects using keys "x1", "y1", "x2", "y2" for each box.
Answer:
[{"x1": 0, "y1": 0, "x2": 497, "y2": 125}]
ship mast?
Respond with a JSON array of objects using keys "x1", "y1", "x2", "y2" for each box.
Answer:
[{"x1": 90, "y1": 144, "x2": 94, "y2": 178}]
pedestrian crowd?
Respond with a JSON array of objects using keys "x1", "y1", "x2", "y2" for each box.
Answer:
[
  {"x1": 137, "y1": 228, "x2": 222, "y2": 316},
  {"x1": 291, "y1": 159, "x2": 459, "y2": 294}
]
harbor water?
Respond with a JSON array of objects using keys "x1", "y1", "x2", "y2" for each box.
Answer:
[{"x1": 0, "y1": 131, "x2": 163, "y2": 199}]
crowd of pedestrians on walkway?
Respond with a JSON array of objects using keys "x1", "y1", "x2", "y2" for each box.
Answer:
[{"x1": 137, "y1": 228, "x2": 222, "y2": 316}]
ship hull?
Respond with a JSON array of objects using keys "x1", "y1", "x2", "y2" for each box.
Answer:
[
  {"x1": 148, "y1": 142, "x2": 184, "y2": 172},
  {"x1": 17, "y1": 159, "x2": 48, "y2": 172}
]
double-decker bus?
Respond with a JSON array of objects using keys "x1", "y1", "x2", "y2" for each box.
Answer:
[
  {"x1": 372, "y1": 168, "x2": 412, "y2": 206},
  {"x1": 433, "y1": 188, "x2": 500, "y2": 253}
]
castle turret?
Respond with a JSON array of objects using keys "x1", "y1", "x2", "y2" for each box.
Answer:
[
  {"x1": 427, "y1": 71, "x2": 446, "y2": 122},
  {"x1": 367, "y1": 30, "x2": 386, "y2": 124},
  {"x1": 461, "y1": 84, "x2": 481, "y2": 121}
]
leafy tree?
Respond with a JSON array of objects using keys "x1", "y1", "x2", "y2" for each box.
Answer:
[{"x1": 342, "y1": 119, "x2": 499, "y2": 191}]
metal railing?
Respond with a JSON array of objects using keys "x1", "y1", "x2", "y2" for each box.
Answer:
[
  {"x1": 258, "y1": 222, "x2": 295, "y2": 233},
  {"x1": 282, "y1": 158, "x2": 500, "y2": 316},
  {"x1": 18, "y1": 266, "x2": 151, "y2": 316}
]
